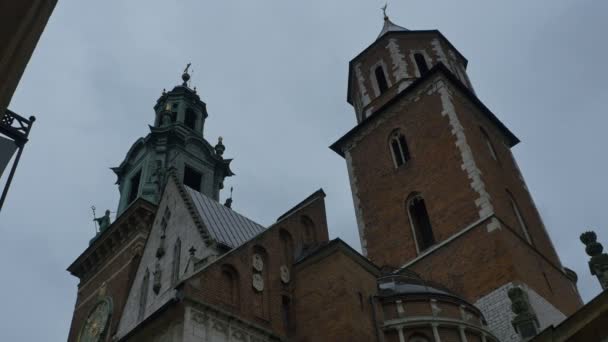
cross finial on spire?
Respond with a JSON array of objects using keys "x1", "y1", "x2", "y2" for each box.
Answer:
[
  {"x1": 381, "y1": 2, "x2": 389, "y2": 21},
  {"x1": 182, "y1": 62, "x2": 192, "y2": 86}
]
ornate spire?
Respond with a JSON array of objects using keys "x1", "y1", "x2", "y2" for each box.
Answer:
[
  {"x1": 580, "y1": 231, "x2": 608, "y2": 290},
  {"x1": 377, "y1": 3, "x2": 408, "y2": 40}
]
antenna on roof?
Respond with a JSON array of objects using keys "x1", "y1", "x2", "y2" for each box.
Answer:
[{"x1": 224, "y1": 187, "x2": 234, "y2": 209}]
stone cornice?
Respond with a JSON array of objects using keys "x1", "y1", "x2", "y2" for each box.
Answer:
[{"x1": 67, "y1": 198, "x2": 156, "y2": 280}]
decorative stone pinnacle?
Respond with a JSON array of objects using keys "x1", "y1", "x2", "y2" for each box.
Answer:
[
  {"x1": 508, "y1": 286, "x2": 539, "y2": 339},
  {"x1": 215, "y1": 136, "x2": 226, "y2": 157},
  {"x1": 580, "y1": 230, "x2": 608, "y2": 290}
]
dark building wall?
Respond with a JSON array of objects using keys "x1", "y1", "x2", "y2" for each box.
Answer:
[
  {"x1": 0, "y1": 0, "x2": 57, "y2": 111},
  {"x1": 347, "y1": 75, "x2": 481, "y2": 267},
  {"x1": 184, "y1": 193, "x2": 330, "y2": 339},
  {"x1": 293, "y1": 250, "x2": 379, "y2": 342}
]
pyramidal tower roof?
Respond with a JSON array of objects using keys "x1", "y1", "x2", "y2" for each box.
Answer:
[{"x1": 377, "y1": 5, "x2": 408, "y2": 39}]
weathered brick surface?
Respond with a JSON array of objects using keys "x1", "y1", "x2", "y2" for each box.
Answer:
[
  {"x1": 343, "y1": 68, "x2": 582, "y2": 329},
  {"x1": 293, "y1": 249, "x2": 378, "y2": 342},
  {"x1": 67, "y1": 221, "x2": 152, "y2": 342},
  {"x1": 184, "y1": 193, "x2": 331, "y2": 339}
]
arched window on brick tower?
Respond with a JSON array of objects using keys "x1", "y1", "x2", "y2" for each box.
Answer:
[
  {"x1": 414, "y1": 53, "x2": 429, "y2": 76},
  {"x1": 390, "y1": 130, "x2": 410, "y2": 168},
  {"x1": 506, "y1": 190, "x2": 533, "y2": 245},
  {"x1": 301, "y1": 216, "x2": 317, "y2": 249},
  {"x1": 220, "y1": 264, "x2": 239, "y2": 308},
  {"x1": 407, "y1": 194, "x2": 436, "y2": 253},
  {"x1": 374, "y1": 65, "x2": 389, "y2": 94}
]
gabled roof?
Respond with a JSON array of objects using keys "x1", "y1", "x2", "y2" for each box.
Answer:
[
  {"x1": 295, "y1": 238, "x2": 381, "y2": 276},
  {"x1": 276, "y1": 188, "x2": 326, "y2": 222},
  {"x1": 185, "y1": 186, "x2": 266, "y2": 249},
  {"x1": 333, "y1": 62, "x2": 520, "y2": 157}
]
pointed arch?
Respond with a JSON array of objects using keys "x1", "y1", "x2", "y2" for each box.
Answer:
[
  {"x1": 171, "y1": 237, "x2": 181, "y2": 285},
  {"x1": 220, "y1": 264, "x2": 240, "y2": 307},
  {"x1": 414, "y1": 53, "x2": 429, "y2": 75},
  {"x1": 389, "y1": 130, "x2": 410, "y2": 168},
  {"x1": 301, "y1": 216, "x2": 317, "y2": 248},
  {"x1": 407, "y1": 193, "x2": 436, "y2": 253},
  {"x1": 374, "y1": 65, "x2": 389, "y2": 94}
]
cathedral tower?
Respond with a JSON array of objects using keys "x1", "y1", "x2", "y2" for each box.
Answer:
[
  {"x1": 331, "y1": 13, "x2": 582, "y2": 340},
  {"x1": 112, "y1": 67, "x2": 233, "y2": 214}
]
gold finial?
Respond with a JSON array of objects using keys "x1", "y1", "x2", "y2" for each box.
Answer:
[{"x1": 381, "y1": 3, "x2": 389, "y2": 20}]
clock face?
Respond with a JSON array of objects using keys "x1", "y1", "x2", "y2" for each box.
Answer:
[{"x1": 79, "y1": 298, "x2": 112, "y2": 342}]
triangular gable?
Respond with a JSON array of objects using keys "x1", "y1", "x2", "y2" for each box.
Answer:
[{"x1": 115, "y1": 175, "x2": 214, "y2": 339}]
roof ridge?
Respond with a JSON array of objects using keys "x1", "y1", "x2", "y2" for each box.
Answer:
[
  {"x1": 167, "y1": 169, "x2": 213, "y2": 245},
  {"x1": 276, "y1": 188, "x2": 326, "y2": 222}
]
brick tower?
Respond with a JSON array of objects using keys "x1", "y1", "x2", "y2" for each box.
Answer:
[{"x1": 331, "y1": 12, "x2": 583, "y2": 340}]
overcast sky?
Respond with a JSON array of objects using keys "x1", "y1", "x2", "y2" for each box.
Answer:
[{"x1": 1, "y1": 0, "x2": 606, "y2": 340}]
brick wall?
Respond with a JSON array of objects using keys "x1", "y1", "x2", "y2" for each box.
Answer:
[
  {"x1": 293, "y1": 248, "x2": 378, "y2": 342},
  {"x1": 184, "y1": 192, "x2": 330, "y2": 339}
]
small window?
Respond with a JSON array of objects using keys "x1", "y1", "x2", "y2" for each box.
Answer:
[
  {"x1": 221, "y1": 266, "x2": 239, "y2": 306},
  {"x1": 127, "y1": 170, "x2": 142, "y2": 204},
  {"x1": 183, "y1": 165, "x2": 202, "y2": 191},
  {"x1": 507, "y1": 190, "x2": 533, "y2": 245},
  {"x1": 171, "y1": 238, "x2": 181, "y2": 284},
  {"x1": 408, "y1": 195, "x2": 436, "y2": 252},
  {"x1": 185, "y1": 108, "x2": 197, "y2": 130},
  {"x1": 374, "y1": 66, "x2": 389, "y2": 94},
  {"x1": 138, "y1": 269, "x2": 150, "y2": 321},
  {"x1": 414, "y1": 53, "x2": 429, "y2": 75},
  {"x1": 480, "y1": 127, "x2": 499, "y2": 162},
  {"x1": 390, "y1": 132, "x2": 410, "y2": 168}
]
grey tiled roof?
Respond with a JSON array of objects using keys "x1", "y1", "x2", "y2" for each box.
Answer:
[{"x1": 185, "y1": 187, "x2": 266, "y2": 248}]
